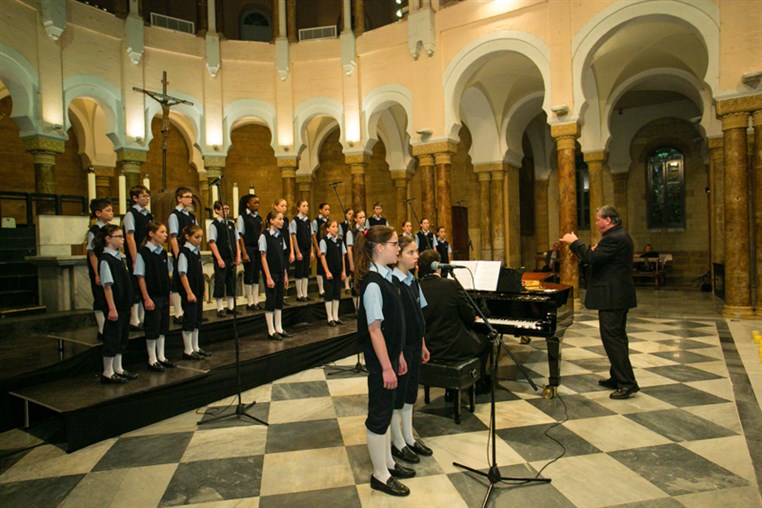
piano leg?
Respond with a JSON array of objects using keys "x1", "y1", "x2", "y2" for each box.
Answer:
[{"x1": 544, "y1": 335, "x2": 561, "y2": 399}]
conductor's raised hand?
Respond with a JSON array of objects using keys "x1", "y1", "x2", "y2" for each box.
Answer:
[{"x1": 560, "y1": 232, "x2": 578, "y2": 245}]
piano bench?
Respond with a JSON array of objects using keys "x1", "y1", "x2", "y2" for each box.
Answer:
[{"x1": 419, "y1": 357, "x2": 481, "y2": 424}]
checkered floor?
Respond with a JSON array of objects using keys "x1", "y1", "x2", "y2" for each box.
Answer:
[{"x1": 1, "y1": 290, "x2": 761, "y2": 507}]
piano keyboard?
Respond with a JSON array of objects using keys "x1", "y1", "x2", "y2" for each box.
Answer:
[{"x1": 474, "y1": 316, "x2": 542, "y2": 331}]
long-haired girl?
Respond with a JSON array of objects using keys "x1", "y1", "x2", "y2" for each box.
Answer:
[
  {"x1": 178, "y1": 224, "x2": 209, "y2": 360},
  {"x1": 260, "y1": 210, "x2": 289, "y2": 340}
]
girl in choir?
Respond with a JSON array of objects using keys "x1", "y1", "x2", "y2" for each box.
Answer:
[
  {"x1": 400, "y1": 220, "x2": 413, "y2": 239},
  {"x1": 341, "y1": 208, "x2": 354, "y2": 292},
  {"x1": 273, "y1": 198, "x2": 294, "y2": 265},
  {"x1": 95, "y1": 224, "x2": 136, "y2": 384},
  {"x1": 290, "y1": 200, "x2": 313, "y2": 302},
  {"x1": 390, "y1": 235, "x2": 433, "y2": 463},
  {"x1": 209, "y1": 201, "x2": 240, "y2": 317},
  {"x1": 135, "y1": 222, "x2": 175, "y2": 371},
  {"x1": 320, "y1": 219, "x2": 347, "y2": 326},
  {"x1": 415, "y1": 218, "x2": 434, "y2": 251},
  {"x1": 87, "y1": 198, "x2": 113, "y2": 341},
  {"x1": 347, "y1": 209, "x2": 367, "y2": 311},
  {"x1": 178, "y1": 224, "x2": 209, "y2": 360},
  {"x1": 237, "y1": 194, "x2": 263, "y2": 310},
  {"x1": 312, "y1": 202, "x2": 331, "y2": 297},
  {"x1": 260, "y1": 210, "x2": 290, "y2": 340},
  {"x1": 354, "y1": 225, "x2": 414, "y2": 497}
]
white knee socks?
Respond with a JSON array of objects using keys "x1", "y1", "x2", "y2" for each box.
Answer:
[
  {"x1": 102, "y1": 356, "x2": 114, "y2": 377},
  {"x1": 146, "y1": 339, "x2": 158, "y2": 364},
  {"x1": 171, "y1": 292, "x2": 183, "y2": 318},
  {"x1": 391, "y1": 410, "x2": 406, "y2": 450},
  {"x1": 182, "y1": 330, "x2": 193, "y2": 355},
  {"x1": 227, "y1": 296, "x2": 235, "y2": 311},
  {"x1": 265, "y1": 312, "x2": 275, "y2": 335},
  {"x1": 325, "y1": 301, "x2": 333, "y2": 323},
  {"x1": 367, "y1": 429, "x2": 391, "y2": 483},
  {"x1": 157, "y1": 335, "x2": 167, "y2": 362},
  {"x1": 130, "y1": 303, "x2": 140, "y2": 326},
  {"x1": 331, "y1": 300, "x2": 340, "y2": 321},
  {"x1": 317, "y1": 275, "x2": 324, "y2": 294},
  {"x1": 95, "y1": 311, "x2": 105, "y2": 334},
  {"x1": 192, "y1": 329, "x2": 200, "y2": 352},
  {"x1": 274, "y1": 309, "x2": 284, "y2": 333},
  {"x1": 401, "y1": 403, "x2": 416, "y2": 446}
]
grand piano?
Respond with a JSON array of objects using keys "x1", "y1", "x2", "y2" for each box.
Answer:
[{"x1": 468, "y1": 274, "x2": 573, "y2": 398}]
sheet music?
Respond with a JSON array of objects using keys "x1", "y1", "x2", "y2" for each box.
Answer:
[{"x1": 451, "y1": 260, "x2": 501, "y2": 291}]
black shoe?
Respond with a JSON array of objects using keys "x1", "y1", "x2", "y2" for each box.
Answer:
[
  {"x1": 101, "y1": 373, "x2": 128, "y2": 384},
  {"x1": 173, "y1": 316, "x2": 184, "y2": 325},
  {"x1": 408, "y1": 440, "x2": 433, "y2": 457},
  {"x1": 257, "y1": 303, "x2": 266, "y2": 310},
  {"x1": 610, "y1": 385, "x2": 640, "y2": 399},
  {"x1": 282, "y1": 300, "x2": 289, "y2": 307},
  {"x1": 392, "y1": 445, "x2": 420, "y2": 464},
  {"x1": 389, "y1": 462, "x2": 416, "y2": 478},
  {"x1": 228, "y1": 307, "x2": 238, "y2": 315},
  {"x1": 115, "y1": 370, "x2": 138, "y2": 380},
  {"x1": 129, "y1": 323, "x2": 144, "y2": 332},
  {"x1": 148, "y1": 362, "x2": 165, "y2": 372},
  {"x1": 335, "y1": 318, "x2": 346, "y2": 325},
  {"x1": 370, "y1": 475, "x2": 409, "y2": 497},
  {"x1": 277, "y1": 330, "x2": 290, "y2": 338},
  {"x1": 182, "y1": 351, "x2": 203, "y2": 360},
  {"x1": 327, "y1": 320, "x2": 337, "y2": 327},
  {"x1": 246, "y1": 304, "x2": 257, "y2": 311},
  {"x1": 598, "y1": 378, "x2": 618, "y2": 390},
  {"x1": 196, "y1": 348, "x2": 212, "y2": 357},
  {"x1": 159, "y1": 359, "x2": 177, "y2": 368},
  {"x1": 319, "y1": 293, "x2": 325, "y2": 298},
  {"x1": 217, "y1": 310, "x2": 227, "y2": 318},
  {"x1": 97, "y1": 333, "x2": 104, "y2": 342},
  {"x1": 302, "y1": 296, "x2": 312, "y2": 302},
  {"x1": 268, "y1": 332, "x2": 283, "y2": 341}
]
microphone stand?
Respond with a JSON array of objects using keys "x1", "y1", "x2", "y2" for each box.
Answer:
[
  {"x1": 323, "y1": 182, "x2": 367, "y2": 375},
  {"x1": 404, "y1": 198, "x2": 419, "y2": 227},
  {"x1": 449, "y1": 268, "x2": 550, "y2": 508},
  {"x1": 198, "y1": 179, "x2": 268, "y2": 427}
]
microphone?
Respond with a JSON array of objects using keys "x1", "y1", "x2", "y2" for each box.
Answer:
[
  {"x1": 330, "y1": 180, "x2": 343, "y2": 186},
  {"x1": 209, "y1": 175, "x2": 224, "y2": 186},
  {"x1": 431, "y1": 261, "x2": 468, "y2": 271}
]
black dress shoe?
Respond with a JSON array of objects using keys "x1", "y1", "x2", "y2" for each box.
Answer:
[
  {"x1": 268, "y1": 332, "x2": 283, "y2": 341},
  {"x1": 610, "y1": 385, "x2": 640, "y2": 399},
  {"x1": 389, "y1": 462, "x2": 416, "y2": 478},
  {"x1": 217, "y1": 310, "x2": 227, "y2": 318},
  {"x1": 159, "y1": 359, "x2": 177, "y2": 368},
  {"x1": 327, "y1": 320, "x2": 337, "y2": 327},
  {"x1": 101, "y1": 373, "x2": 128, "y2": 384},
  {"x1": 392, "y1": 445, "x2": 420, "y2": 464},
  {"x1": 408, "y1": 440, "x2": 433, "y2": 457},
  {"x1": 129, "y1": 323, "x2": 144, "y2": 332},
  {"x1": 196, "y1": 348, "x2": 212, "y2": 357},
  {"x1": 228, "y1": 307, "x2": 238, "y2": 315},
  {"x1": 173, "y1": 316, "x2": 184, "y2": 325},
  {"x1": 115, "y1": 370, "x2": 138, "y2": 380},
  {"x1": 277, "y1": 329, "x2": 290, "y2": 338},
  {"x1": 182, "y1": 351, "x2": 203, "y2": 360},
  {"x1": 335, "y1": 318, "x2": 346, "y2": 325},
  {"x1": 370, "y1": 475, "x2": 409, "y2": 497},
  {"x1": 598, "y1": 378, "x2": 618, "y2": 389},
  {"x1": 256, "y1": 303, "x2": 266, "y2": 310},
  {"x1": 148, "y1": 362, "x2": 165, "y2": 372},
  {"x1": 246, "y1": 304, "x2": 257, "y2": 311}
]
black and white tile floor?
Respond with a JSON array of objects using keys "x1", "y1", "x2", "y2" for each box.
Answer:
[{"x1": 1, "y1": 289, "x2": 760, "y2": 507}]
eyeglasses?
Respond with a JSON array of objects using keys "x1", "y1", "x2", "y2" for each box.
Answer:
[
  {"x1": 383, "y1": 241, "x2": 399, "y2": 247},
  {"x1": 181, "y1": 195, "x2": 193, "y2": 199}
]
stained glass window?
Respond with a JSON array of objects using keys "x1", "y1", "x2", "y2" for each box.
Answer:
[{"x1": 647, "y1": 147, "x2": 684, "y2": 229}]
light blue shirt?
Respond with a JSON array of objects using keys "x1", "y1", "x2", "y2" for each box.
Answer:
[
  {"x1": 363, "y1": 262, "x2": 393, "y2": 325},
  {"x1": 392, "y1": 268, "x2": 428, "y2": 309},
  {"x1": 133, "y1": 242, "x2": 165, "y2": 277},
  {"x1": 122, "y1": 204, "x2": 149, "y2": 233},
  {"x1": 168, "y1": 206, "x2": 194, "y2": 236},
  {"x1": 414, "y1": 233, "x2": 438, "y2": 250},
  {"x1": 237, "y1": 209, "x2": 258, "y2": 236},
  {"x1": 99, "y1": 248, "x2": 122, "y2": 286},
  {"x1": 177, "y1": 244, "x2": 200, "y2": 274},
  {"x1": 208, "y1": 217, "x2": 230, "y2": 243},
  {"x1": 289, "y1": 214, "x2": 309, "y2": 235},
  {"x1": 86, "y1": 220, "x2": 108, "y2": 251},
  {"x1": 319, "y1": 234, "x2": 347, "y2": 255},
  {"x1": 258, "y1": 228, "x2": 286, "y2": 253},
  {"x1": 346, "y1": 230, "x2": 355, "y2": 247}
]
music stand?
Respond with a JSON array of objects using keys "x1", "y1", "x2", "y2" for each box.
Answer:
[{"x1": 448, "y1": 268, "x2": 550, "y2": 507}]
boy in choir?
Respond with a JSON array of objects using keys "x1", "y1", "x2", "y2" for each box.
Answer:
[
  {"x1": 415, "y1": 218, "x2": 434, "y2": 251},
  {"x1": 208, "y1": 201, "x2": 241, "y2": 317},
  {"x1": 238, "y1": 194, "x2": 264, "y2": 310},
  {"x1": 434, "y1": 226, "x2": 453, "y2": 278},
  {"x1": 312, "y1": 202, "x2": 331, "y2": 297},
  {"x1": 87, "y1": 198, "x2": 114, "y2": 341},
  {"x1": 122, "y1": 185, "x2": 152, "y2": 331},
  {"x1": 290, "y1": 200, "x2": 314, "y2": 302},
  {"x1": 368, "y1": 202, "x2": 389, "y2": 227},
  {"x1": 168, "y1": 187, "x2": 197, "y2": 324},
  {"x1": 319, "y1": 219, "x2": 347, "y2": 326},
  {"x1": 261, "y1": 210, "x2": 290, "y2": 340}
]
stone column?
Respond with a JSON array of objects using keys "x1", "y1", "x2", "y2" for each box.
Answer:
[
  {"x1": 708, "y1": 137, "x2": 724, "y2": 286},
  {"x1": 346, "y1": 153, "x2": 369, "y2": 212},
  {"x1": 278, "y1": 157, "x2": 298, "y2": 216},
  {"x1": 551, "y1": 122, "x2": 580, "y2": 297},
  {"x1": 286, "y1": 0, "x2": 297, "y2": 43},
  {"x1": 204, "y1": 156, "x2": 226, "y2": 217},
  {"x1": 296, "y1": 175, "x2": 312, "y2": 210},
  {"x1": 584, "y1": 151, "x2": 606, "y2": 245},
  {"x1": 490, "y1": 167, "x2": 505, "y2": 263},
  {"x1": 505, "y1": 163, "x2": 521, "y2": 267},
  {"x1": 417, "y1": 153, "x2": 436, "y2": 224},
  {"x1": 719, "y1": 111, "x2": 752, "y2": 318},
  {"x1": 752, "y1": 110, "x2": 762, "y2": 315},
  {"x1": 353, "y1": 0, "x2": 365, "y2": 35},
  {"x1": 24, "y1": 137, "x2": 65, "y2": 215},
  {"x1": 391, "y1": 172, "x2": 409, "y2": 227},
  {"x1": 535, "y1": 178, "x2": 549, "y2": 260},
  {"x1": 611, "y1": 172, "x2": 629, "y2": 229},
  {"x1": 475, "y1": 170, "x2": 492, "y2": 260},
  {"x1": 94, "y1": 166, "x2": 114, "y2": 198},
  {"x1": 116, "y1": 148, "x2": 147, "y2": 192},
  {"x1": 435, "y1": 151, "x2": 454, "y2": 241}
]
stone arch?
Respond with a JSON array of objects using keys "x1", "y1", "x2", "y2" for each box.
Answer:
[
  {"x1": 461, "y1": 86, "x2": 502, "y2": 165},
  {"x1": 501, "y1": 91, "x2": 545, "y2": 168},
  {"x1": 298, "y1": 120, "x2": 340, "y2": 176},
  {"x1": 144, "y1": 90, "x2": 203, "y2": 150},
  {"x1": 0, "y1": 43, "x2": 39, "y2": 135},
  {"x1": 443, "y1": 30, "x2": 552, "y2": 139},
  {"x1": 63, "y1": 75, "x2": 124, "y2": 148},
  {"x1": 362, "y1": 84, "x2": 414, "y2": 149},
  {"x1": 374, "y1": 109, "x2": 410, "y2": 172},
  {"x1": 223, "y1": 98, "x2": 277, "y2": 152},
  {"x1": 293, "y1": 97, "x2": 344, "y2": 156}
]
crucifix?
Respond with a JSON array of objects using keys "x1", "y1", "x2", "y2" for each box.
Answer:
[{"x1": 133, "y1": 71, "x2": 193, "y2": 191}]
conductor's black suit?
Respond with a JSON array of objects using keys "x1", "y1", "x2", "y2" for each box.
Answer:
[{"x1": 570, "y1": 225, "x2": 638, "y2": 390}]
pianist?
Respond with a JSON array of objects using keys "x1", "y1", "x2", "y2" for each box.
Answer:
[{"x1": 418, "y1": 250, "x2": 491, "y2": 391}]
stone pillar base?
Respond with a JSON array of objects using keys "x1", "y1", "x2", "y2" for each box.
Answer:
[{"x1": 722, "y1": 305, "x2": 755, "y2": 319}]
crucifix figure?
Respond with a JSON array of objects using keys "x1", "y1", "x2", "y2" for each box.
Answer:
[{"x1": 133, "y1": 71, "x2": 193, "y2": 191}]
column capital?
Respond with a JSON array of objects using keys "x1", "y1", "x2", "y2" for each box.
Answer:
[
  {"x1": 115, "y1": 148, "x2": 147, "y2": 164},
  {"x1": 550, "y1": 122, "x2": 580, "y2": 141},
  {"x1": 477, "y1": 171, "x2": 491, "y2": 182},
  {"x1": 296, "y1": 174, "x2": 313, "y2": 188},
  {"x1": 583, "y1": 151, "x2": 607, "y2": 164},
  {"x1": 280, "y1": 167, "x2": 296, "y2": 178},
  {"x1": 345, "y1": 152, "x2": 371, "y2": 166},
  {"x1": 411, "y1": 141, "x2": 457, "y2": 157},
  {"x1": 715, "y1": 94, "x2": 762, "y2": 116},
  {"x1": 203, "y1": 155, "x2": 226, "y2": 169},
  {"x1": 491, "y1": 168, "x2": 506, "y2": 181},
  {"x1": 752, "y1": 109, "x2": 762, "y2": 127},
  {"x1": 707, "y1": 136, "x2": 723, "y2": 151},
  {"x1": 93, "y1": 166, "x2": 114, "y2": 178},
  {"x1": 23, "y1": 136, "x2": 65, "y2": 154},
  {"x1": 721, "y1": 111, "x2": 750, "y2": 131},
  {"x1": 276, "y1": 156, "x2": 299, "y2": 168},
  {"x1": 434, "y1": 152, "x2": 452, "y2": 166},
  {"x1": 390, "y1": 171, "x2": 409, "y2": 186},
  {"x1": 416, "y1": 153, "x2": 434, "y2": 166},
  {"x1": 473, "y1": 162, "x2": 503, "y2": 174}
]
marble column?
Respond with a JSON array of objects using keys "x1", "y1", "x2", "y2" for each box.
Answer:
[
  {"x1": 24, "y1": 137, "x2": 65, "y2": 215},
  {"x1": 584, "y1": 151, "x2": 606, "y2": 245},
  {"x1": 353, "y1": 0, "x2": 365, "y2": 35},
  {"x1": 435, "y1": 151, "x2": 453, "y2": 241},
  {"x1": 417, "y1": 154, "x2": 436, "y2": 224},
  {"x1": 504, "y1": 163, "x2": 521, "y2": 268},
  {"x1": 94, "y1": 166, "x2": 114, "y2": 198},
  {"x1": 708, "y1": 137, "x2": 724, "y2": 287},
  {"x1": 296, "y1": 175, "x2": 312, "y2": 211},
  {"x1": 346, "y1": 153, "x2": 369, "y2": 212},
  {"x1": 720, "y1": 111, "x2": 752, "y2": 318},
  {"x1": 490, "y1": 167, "x2": 505, "y2": 263},
  {"x1": 286, "y1": 0, "x2": 297, "y2": 43},
  {"x1": 752, "y1": 110, "x2": 762, "y2": 315},
  {"x1": 551, "y1": 123, "x2": 580, "y2": 298},
  {"x1": 116, "y1": 148, "x2": 147, "y2": 192},
  {"x1": 535, "y1": 178, "x2": 549, "y2": 259},
  {"x1": 476, "y1": 171, "x2": 492, "y2": 260},
  {"x1": 278, "y1": 157, "x2": 298, "y2": 216},
  {"x1": 391, "y1": 172, "x2": 409, "y2": 227},
  {"x1": 611, "y1": 172, "x2": 629, "y2": 230}
]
